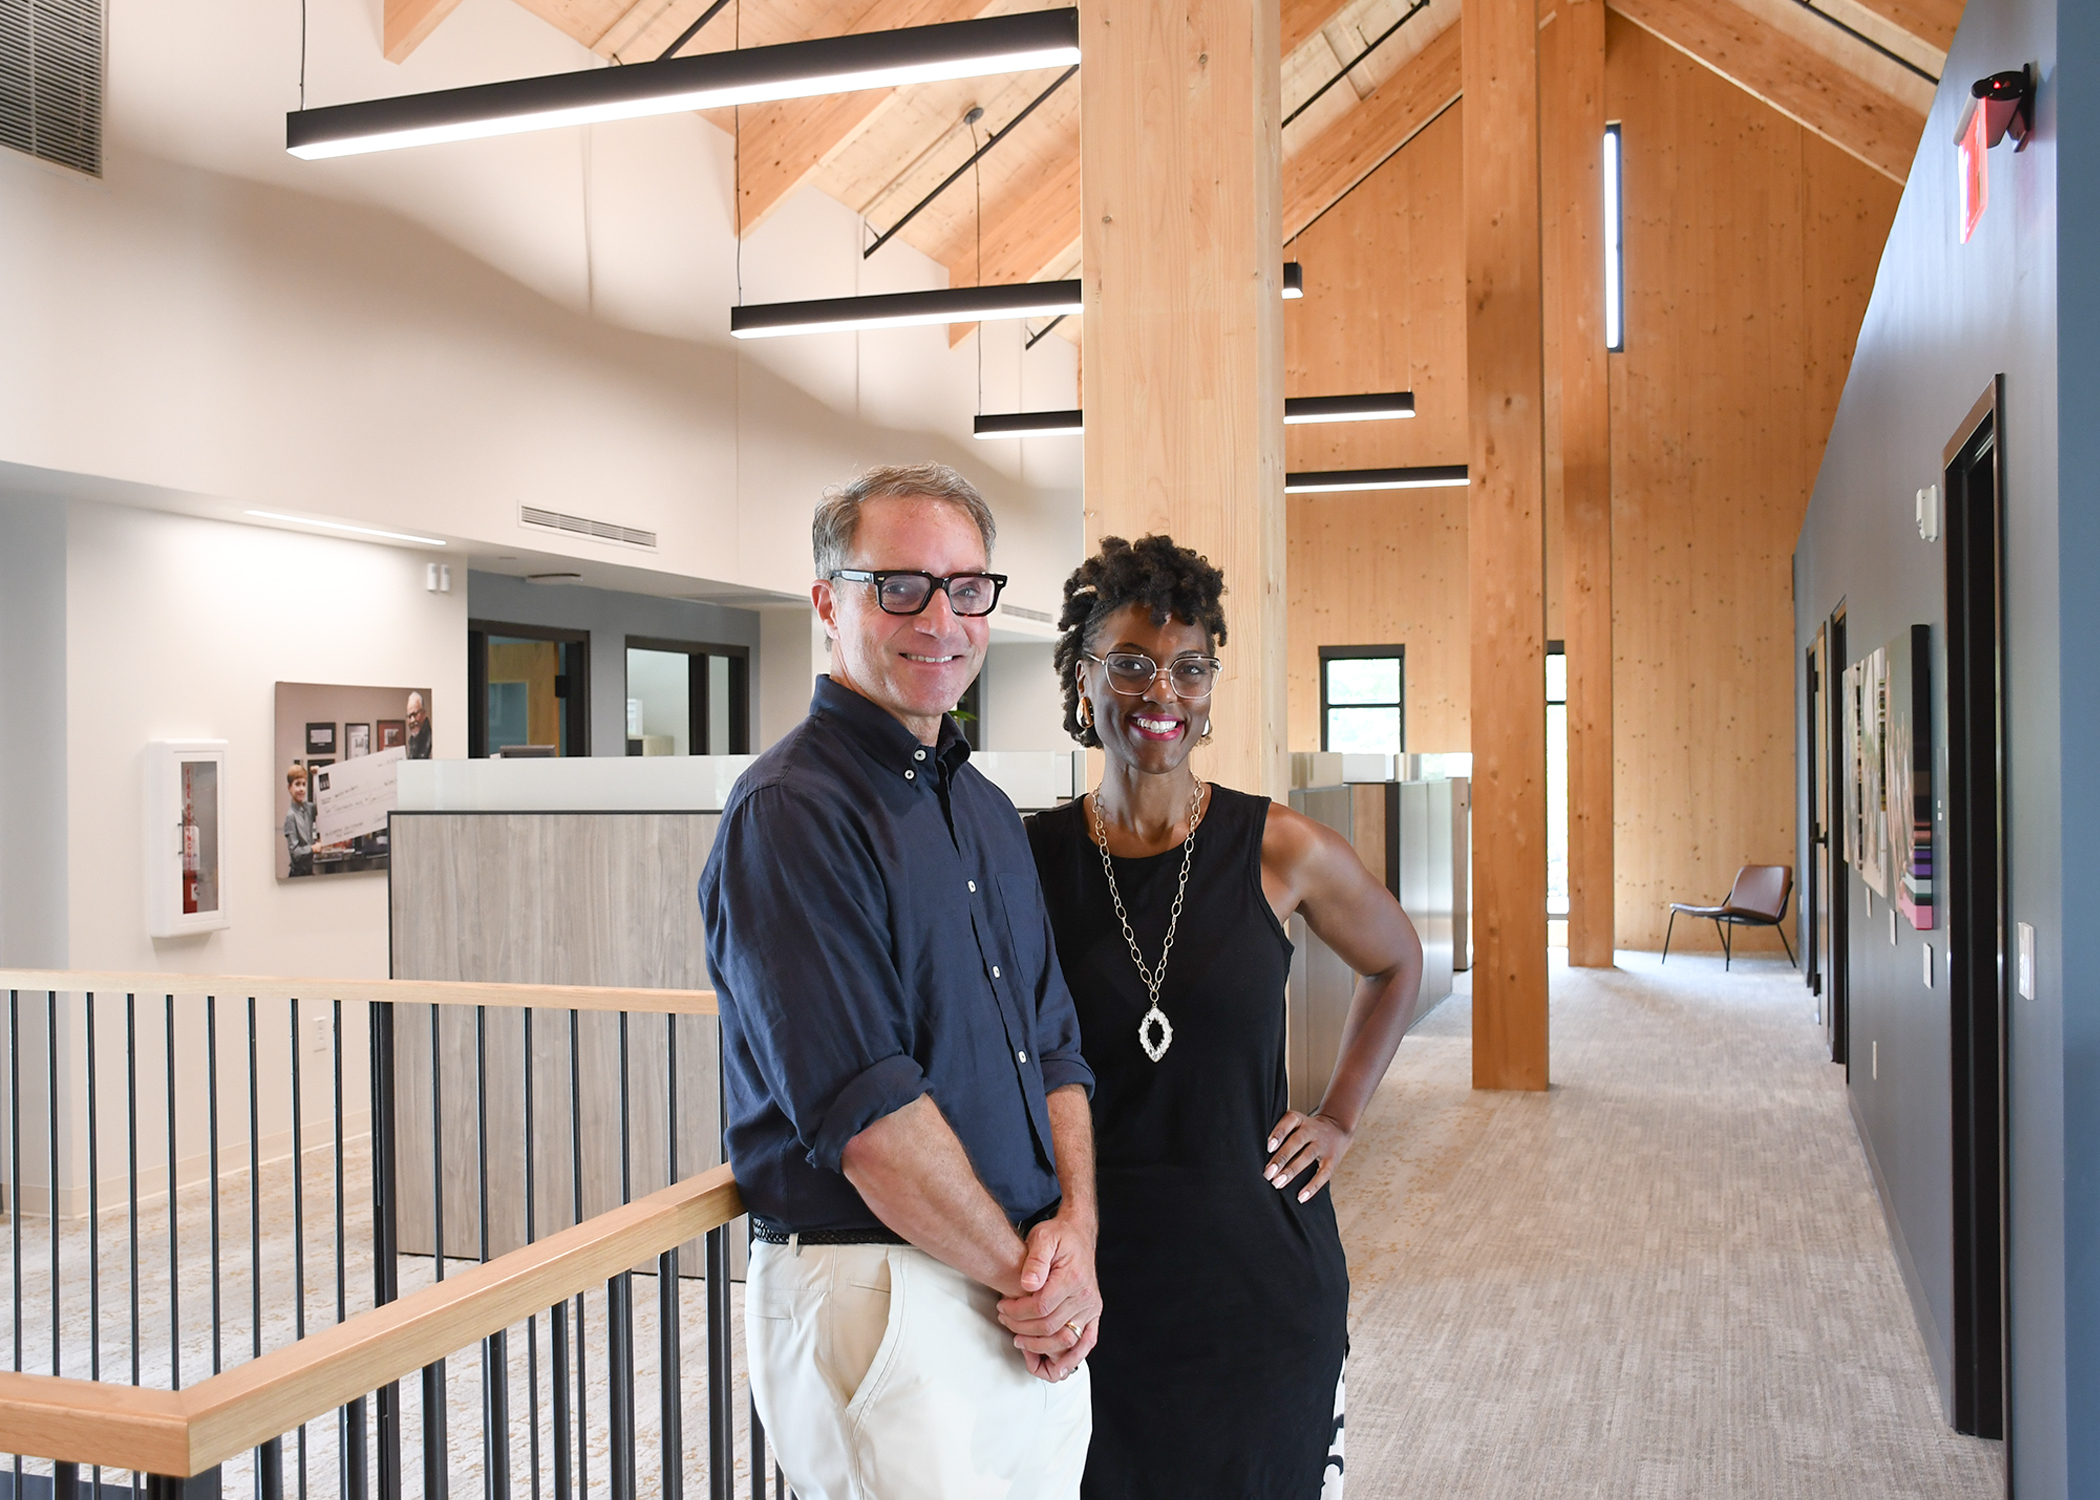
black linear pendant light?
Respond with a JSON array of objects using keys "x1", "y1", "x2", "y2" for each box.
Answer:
[
  {"x1": 969, "y1": 391, "x2": 1418, "y2": 439},
  {"x1": 1285, "y1": 464, "x2": 1468, "y2": 492},
  {"x1": 286, "y1": 10, "x2": 1080, "y2": 159},
  {"x1": 733, "y1": 280, "x2": 1084, "y2": 339}
]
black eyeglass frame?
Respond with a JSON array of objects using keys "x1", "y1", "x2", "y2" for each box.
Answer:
[
  {"x1": 1084, "y1": 650, "x2": 1224, "y2": 699},
  {"x1": 827, "y1": 569, "x2": 1011, "y2": 617}
]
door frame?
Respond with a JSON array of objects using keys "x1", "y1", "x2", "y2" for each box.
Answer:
[{"x1": 1826, "y1": 606, "x2": 1850, "y2": 1070}]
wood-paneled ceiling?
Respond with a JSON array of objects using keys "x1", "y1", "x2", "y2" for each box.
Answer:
[{"x1": 388, "y1": 0, "x2": 1959, "y2": 348}]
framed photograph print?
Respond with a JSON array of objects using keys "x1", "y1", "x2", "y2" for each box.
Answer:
[{"x1": 346, "y1": 723, "x2": 372, "y2": 759}]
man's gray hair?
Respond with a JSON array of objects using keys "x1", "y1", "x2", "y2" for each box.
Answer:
[{"x1": 812, "y1": 463, "x2": 998, "y2": 578}]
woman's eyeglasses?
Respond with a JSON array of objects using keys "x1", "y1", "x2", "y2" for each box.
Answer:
[
  {"x1": 829, "y1": 570, "x2": 1009, "y2": 618},
  {"x1": 1086, "y1": 651, "x2": 1222, "y2": 698}
]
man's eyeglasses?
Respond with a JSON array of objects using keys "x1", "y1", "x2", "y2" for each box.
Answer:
[
  {"x1": 1085, "y1": 651, "x2": 1222, "y2": 699},
  {"x1": 829, "y1": 570, "x2": 1009, "y2": 618}
]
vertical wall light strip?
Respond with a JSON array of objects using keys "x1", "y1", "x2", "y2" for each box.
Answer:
[{"x1": 1603, "y1": 122, "x2": 1625, "y2": 353}]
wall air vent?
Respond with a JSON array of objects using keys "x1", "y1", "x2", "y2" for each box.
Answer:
[
  {"x1": 0, "y1": 0, "x2": 103, "y2": 176},
  {"x1": 519, "y1": 505, "x2": 658, "y2": 551}
]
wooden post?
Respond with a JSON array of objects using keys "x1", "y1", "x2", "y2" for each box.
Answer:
[
  {"x1": 1079, "y1": 0, "x2": 1287, "y2": 800},
  {"x1": 1544, "y1": 0, "x2": 1615, "y2": 967},
  {"x1": 1465, "y1": 0, "x2": 1550, "y2": 1088}
]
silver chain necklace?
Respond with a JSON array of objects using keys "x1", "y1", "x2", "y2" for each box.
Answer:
[{"x1": 1090, "y1": 778, "x2": 1206, "y2": 1062}]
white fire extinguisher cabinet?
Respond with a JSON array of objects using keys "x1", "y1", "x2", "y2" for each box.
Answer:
[{"x1": 145, "y1": 740, "x2": 231, "y2": 938}]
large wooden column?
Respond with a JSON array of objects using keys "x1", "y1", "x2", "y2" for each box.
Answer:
[
  {"x1": 1465, "y1": 0, "x2": 1550, "y2": 1088},
  {"x1": 1543, "y1": 0, "x2": 1615, "y2": 967},
  {"x1": 1079, "y1": 0, "x2": 1287, "y2": 799}
]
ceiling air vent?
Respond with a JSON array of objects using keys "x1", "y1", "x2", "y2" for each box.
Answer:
[
  {"x1": 0, "y1": 0, "x2": 103, "y2": 177},
  {"x1": 519, "y1": 505, "x2": 658, "y2": 551},
  {"x1": 1001, "y1": 602, "x2": 1053, "y2": 624}
]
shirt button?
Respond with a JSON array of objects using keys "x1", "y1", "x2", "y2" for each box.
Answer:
[
  {"x1": 967, "y1": 880, "x2": 977, "y2": 892},
  {"x1": 914, "y1": 748, "x2": 927, "y2": 761},
  {"x1": 992, "y1": 965, "x2": 1001, "y2": 978},
  {"x1": 904, "y1": 769, "x2": 915, "y2": 781},
  {"x1": 1017, "y1": 1049, "x2": 1028, "y2": 1063}
]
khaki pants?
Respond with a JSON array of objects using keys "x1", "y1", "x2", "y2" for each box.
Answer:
[{"x1": 747, "y1": 1240, "x2": 1091, "y2": 1500}]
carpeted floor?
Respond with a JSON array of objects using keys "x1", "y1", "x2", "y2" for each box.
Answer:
[{"x1": 1329, "y1": 950, "x2": 2003, "y2": 1499}]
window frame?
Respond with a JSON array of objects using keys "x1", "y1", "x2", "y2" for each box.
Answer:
[
  {"x1": 1318, "y1": 644, "x2": 1406, "y2": 754},
  {"x1": 469, "y1": 619, "x2": 591, "y2": 758},
  {"x1": 624, "y1": 636, "x2": 752, "y2": 756}
]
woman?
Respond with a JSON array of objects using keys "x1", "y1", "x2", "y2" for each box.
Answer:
[{"x1": 1025, "y1": 535, "x2": 1424, "y2": 1499}]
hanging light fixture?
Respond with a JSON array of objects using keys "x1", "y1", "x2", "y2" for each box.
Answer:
[
  {"x1": 1284, "y1": 392, "x2": 1414, "y2": 424},
  {"x1": 1283, "y1": 261, "x2": 1305, "y2": 299},
  {"x1": 286, "y1": 9, "x2": 1081, "y2": 159},
  {"x1": 1284, "y1": 464, "x2": 1468, "y2": 493},
  {"x1": 732, "y1": 279, "x2": 1082, "y2": 338},
  {"x1": 973, "y1": 409, "x2": 1084, "y2": 438}
]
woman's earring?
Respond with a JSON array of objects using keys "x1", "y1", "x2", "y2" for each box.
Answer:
[
  {"x1": 1199, "y1": 718, "x2": 1213, "y2": 745},
  {"x1": 1078, "y1": 696, "x2": 1095, "y2": 729}
]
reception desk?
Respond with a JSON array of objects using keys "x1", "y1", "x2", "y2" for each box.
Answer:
[{"x1": 1285, "y1": 779, "x2": 1469, "y2": 1113}]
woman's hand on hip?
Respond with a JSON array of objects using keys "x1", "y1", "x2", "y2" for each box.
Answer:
[{"x1": 1263, "y1": 1110, "x2": 1354, "y2": 1203}]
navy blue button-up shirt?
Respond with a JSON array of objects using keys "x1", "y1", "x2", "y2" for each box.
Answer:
[{"x1": 699, "y1": 675, "x2": 1093, "y2": 1234}]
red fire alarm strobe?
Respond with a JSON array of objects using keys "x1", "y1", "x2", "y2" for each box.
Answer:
[{"x1": 1956, "y1": 67, "x2": 2035, "y2": 244}]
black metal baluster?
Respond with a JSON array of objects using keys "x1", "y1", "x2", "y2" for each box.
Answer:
[
  {"x1": 424, "y1": 1004, "x2": 449, "y2": 1500},
  {"x1": 370, "y1": 1002, "x2": 401, "y2": 1500},
  {"x1": 47, "y1": 991, "x2": 61, "y2": 1386},
  {"x1": 569, "y1": 1012, "x2": 586, "y2": 1500},
  {"x1": 289, "y1": 998, "x2": 308, "y2": 1500},
  {"x1": 707, "y1": 1032, "x2": 731, "y2": 1500},
  {"x1": 659, "y1": 1014, "x2": 682, "y2": 1500},
  {"x1": 87, "y1": 993, "x2": 103, "y2": 1500},
  {"x1": 10, "y1": 989, "x2": 23, "y2": 1500},
  {"x1": 523, "y1": 1010, "x2": 542, "y2": 1500},
  {"x1": 248, "y1": 998, "x2": 264, "y2": 1500},
  {"x1": 609, "y1": 1014, "x2": 635, "y2": 1500},
  {"x1": 478, "y1": 1007, "x2": 510, "y2": 1500},
  {"x1": 206, "y1": 998, "x2": 222, "y2": 1378},
  {"x1": 127, "y1": 994, "x2": 140, "y2": 1497},
  {"x1": 337, "y1": 1000, "x2": 364, "y2": 1500},
  {"x1": 749, "y1": 1403, "x2": 764, "y2": 1500},
  {"x1": 165, "y1": 995, "x2": 180, "y2": 1392}
]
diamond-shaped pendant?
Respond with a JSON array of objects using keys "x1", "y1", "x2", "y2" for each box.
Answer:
[{"x1": 1138, "y1": 1005, "x2": 1173, "y2": 1062}]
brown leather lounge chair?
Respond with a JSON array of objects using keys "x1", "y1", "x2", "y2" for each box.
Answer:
[{"x1": 1662, "y1": 865, "x2": 1796, "y2": 970}]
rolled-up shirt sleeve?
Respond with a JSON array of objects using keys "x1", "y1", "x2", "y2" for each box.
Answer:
[{"x1": 705, "y1": 784, "x2": 928, "y2": 1173}]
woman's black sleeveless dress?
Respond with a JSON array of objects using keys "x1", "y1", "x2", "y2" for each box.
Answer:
[{"x1": 1027, "y1": 786, "x2": 1349, "y2": 1499}]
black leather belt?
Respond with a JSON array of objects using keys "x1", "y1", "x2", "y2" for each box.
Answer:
[{"x1": 752, "y1": 1202, "x2": 1060, "y2": 1248}]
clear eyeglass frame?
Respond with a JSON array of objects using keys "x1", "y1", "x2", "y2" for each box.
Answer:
[{"x1": 1086, "y1": 651, "x2": 1222, "y2": 699}]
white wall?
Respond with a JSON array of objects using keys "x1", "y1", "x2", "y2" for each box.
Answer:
[
  {"x1": 64, "y1": 501, "x2": 466, "y2": 977},
  {"x1": 984, "y1": 642, "x2": 1069, "y2": 752},
  {"x1": 0, "y1": 495, "x2": 69, "y2": 967}
]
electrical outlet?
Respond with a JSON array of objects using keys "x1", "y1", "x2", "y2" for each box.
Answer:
[
  {"x1": 310, "y1": 1012, "x2": 330, "y2": 1054},
  {"x1": 1872, "y1": 1040, "x2": 1879, "y2": 1080},
  {"x1": 2018, "y1": 922, "x2": 2035, "y2": 999},
  {"x1": 1923, "y1": 943, "x2": 1933, "y2": 988}
]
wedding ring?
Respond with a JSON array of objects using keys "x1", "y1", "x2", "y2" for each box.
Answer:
[{"x1": 1065, "y1": 1320, "x2": 1086, "y2": 1339}]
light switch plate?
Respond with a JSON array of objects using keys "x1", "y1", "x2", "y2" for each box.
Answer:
[
  {"x1": 2017, "y1": 921, "x2": 2035, "y2": 1000},
  {"x1": 1890, "y1": 909, "x2": 1899, "y2": 946},
  {"x1": 1923, "y1": 943, "x2": 1934, "y2": 987}
]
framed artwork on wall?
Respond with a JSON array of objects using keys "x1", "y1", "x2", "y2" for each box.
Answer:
[
  {"x1": 276, "y1": 684, "x2": 432, "y2": 881},
  {"x1": 378, "y1": 719, "x2": 406, "y2": 750},
  {"x1": 1844, "y1": 647, "x2": 1891, "y2": 898},
  {"x1": 1886, "y1": 625, "x2": 1935, "y2": 930},
  {"x1": 345, "y1": 723, "x2": 372, "y2": 759},
  {"x1": 305, "y1": 722, "x2": 337, "y2": 757}
]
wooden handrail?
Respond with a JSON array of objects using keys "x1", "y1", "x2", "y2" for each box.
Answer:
[
  {"x1": 0, "y1": 971, "x2": 717, "y2": 1016},
  {"x1": 0, "y1": 1164, "x2": 743, "y2": 1475}
]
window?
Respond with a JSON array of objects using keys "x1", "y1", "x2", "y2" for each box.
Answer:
[
  {"x1": 1603, "y1": 123, "x2": 1625, "y2": 352},
  {"x1": 1547, "y1": 643, "x2": 1569, "y2": 919},
  {"x1": 625, "y1": 638, "x2": 750, "y2": 756},
  {"x1": 1, "y1": 0, "x2": 103, "y2": 176},
  {"x1": 468, "y1": 622, "x2": 590, "y2": 757},
  {"x1": 1320, "y1": 647, "x2": 1404, "y2": 754}
]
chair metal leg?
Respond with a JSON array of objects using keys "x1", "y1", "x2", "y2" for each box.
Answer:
[
  {"x1": 1662, "y1": 910, "x2": 1676, "y2": 963},
  {"x1": 1719, "y1": 920, "x2": 1732, "y2": 971},
  {"x1": 1778, "y1": 924, "x2": 1797, "y2": 967}
]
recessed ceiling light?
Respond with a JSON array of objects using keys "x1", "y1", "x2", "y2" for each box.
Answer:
[
  {"x1": 525, "y1": 572, "x2": 585, "y2": 585},
  {"x1": 287, "y1": 10, "x2": 1079, "y2": 159},
  {"x1": 246, "y1": 510, "x2": 446, "y2": 546}
]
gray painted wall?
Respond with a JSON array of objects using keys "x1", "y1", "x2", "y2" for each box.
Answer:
[
  {"x1": 0, "y1": 494, "x2": 68, "y2": 967},
  {"x1": 468, "y1": 572, "x2": 762, "y2": 756},
  {"x1": 1793, "y1": 0, "x2": 2086, "y2": 1490}
]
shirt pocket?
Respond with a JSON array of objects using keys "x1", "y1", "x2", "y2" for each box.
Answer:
[{"x1": 995, "y1": 870, "x2": 1052, "y2": 989}]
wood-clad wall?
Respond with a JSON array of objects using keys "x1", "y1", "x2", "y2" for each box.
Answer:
[
  {"x1": 1285, "y1": 104, "x2": 1469, "y2": 753},
  {"x1": 1284, "y1": 18, "x2": 1897, "y2": 950},
  {"x1": 1605, "y1": 15, "x2": 1897, "y2": 947}
]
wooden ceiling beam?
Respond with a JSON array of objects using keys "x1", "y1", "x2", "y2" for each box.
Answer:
[
  {"x1": 1607, "y1": 0, "x2": 1926, "y2": 183},
  {"x1": 1282, "y1": 0, "x2": 1364, "y2": 59},
  {"x1": 384, "y1": 0, "x2": 471, "y2": 62},
  {"x1": 1283, "y1": 16, "x2": 1462, "y2": 241},
  {"x1": 1848, "y1": 0, "x2": 1962, "y2": 52}
]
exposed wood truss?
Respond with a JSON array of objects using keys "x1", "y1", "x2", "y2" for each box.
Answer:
[
  {"x1": 384, "y1": 0, "x2": 471, "y2": 62},
  {"x1": 1283, "y1": 16, "x2": 1460, "y2": 241},
  {"x1": 1608, "y1": 0, "x2": 1931, "y2": 184}
]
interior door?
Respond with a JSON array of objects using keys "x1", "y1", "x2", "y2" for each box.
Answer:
[
  {"x1": 1944, "y1": 379, "x2": 2008, "y2": 1442},
  {"x1": 1808, "y1": 629, "x2": 1832, "y2": 1032},
  {"x1": 1827, "y1": 608, "x2": 1850, "y2": 1070}
]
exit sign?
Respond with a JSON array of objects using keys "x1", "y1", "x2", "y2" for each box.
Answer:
[{"x1": 1959, "y1": 102, "x2": 1990, "y2": 243}]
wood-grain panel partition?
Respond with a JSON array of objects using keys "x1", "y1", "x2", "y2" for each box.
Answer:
[{"x1": 388, "y1": 812, "x2": 727, "y2": 1266}]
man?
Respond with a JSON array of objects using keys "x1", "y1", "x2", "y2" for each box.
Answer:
[
  {"x1": 405, "y1": 692, "x2": 432, "y2": 758},
  {"x1": 700, "y1": 463, "x2": 1099, "y2": 1500}
]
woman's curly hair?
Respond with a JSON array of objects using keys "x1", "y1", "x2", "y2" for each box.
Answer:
[{"x1": 1054, "y1": 535, "x2": 1229, "y2": 747}]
